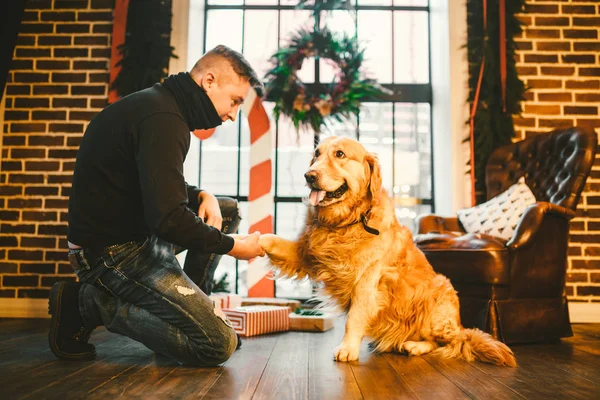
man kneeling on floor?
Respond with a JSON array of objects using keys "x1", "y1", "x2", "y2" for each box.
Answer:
[{"x1": 48, "y1": 45, "x2": 265, "y2": 366}]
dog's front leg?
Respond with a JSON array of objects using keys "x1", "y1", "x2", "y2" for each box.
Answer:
[
  {"x1": 334, "y1": 268, "x2": 380, "y2": 362},
  {"x1": 259, "y1": 233, "x2": 308, "y2": 280}
]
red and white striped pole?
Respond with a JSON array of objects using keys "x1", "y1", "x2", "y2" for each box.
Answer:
[{"x1": 241, "y1": 88, "x2": 275, "y2": 297}]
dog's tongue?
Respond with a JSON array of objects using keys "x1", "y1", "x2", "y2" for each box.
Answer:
[{"x1": 309, "y1": 189, "x2": 326, "y2": 206}]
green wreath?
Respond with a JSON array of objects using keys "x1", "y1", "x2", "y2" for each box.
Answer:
[{"x1": 264, "y1": 28, "x2": 387, "y2": 133}]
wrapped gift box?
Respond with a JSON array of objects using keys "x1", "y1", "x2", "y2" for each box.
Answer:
[
  {"x1": 289, "y1": 311, "x2": 335, "y2": 332},
  {"x1": 223, "y1": 306, "x2": 290, "y2": 337},
  {"x1": 241, "y1": 297, "x2": 302, "y2": 312},
  {"x1": 209, "y1": 293, "x2": 242, "y2": 309}
]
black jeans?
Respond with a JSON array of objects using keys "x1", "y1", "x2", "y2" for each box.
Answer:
[{"x1": 174, "y1": 196, "x2": 241, "y2": 295}]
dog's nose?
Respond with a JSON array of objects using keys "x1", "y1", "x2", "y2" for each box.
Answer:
[{"x1": 304, "y1": 171, "x2": 318, "y2": 184}]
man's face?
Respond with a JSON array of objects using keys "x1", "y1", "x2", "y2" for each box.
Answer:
[{"x1": 203, "y1": 72, "x2": 250, "y2": 122}]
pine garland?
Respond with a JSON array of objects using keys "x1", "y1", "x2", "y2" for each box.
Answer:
[
  {"x1": 112, "y1": 0, "x2": 178, "y2": 98},
  {"x1": 467, "y1": 0, "x2": 527, "y2": 203},
  {"x1": 264, "y1": 27, "x2": 387, "y2": 134}
]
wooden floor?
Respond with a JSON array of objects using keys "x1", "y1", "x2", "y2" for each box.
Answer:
[{"x1": 1, "y1": 318, "x2": 599, "y2": 400}]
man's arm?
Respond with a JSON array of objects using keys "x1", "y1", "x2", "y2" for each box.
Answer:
[{"x1": 135, "y1": 113, "x2": 234, "y2": 254}]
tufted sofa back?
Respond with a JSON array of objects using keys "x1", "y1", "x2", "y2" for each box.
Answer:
[{"x1": 485, "y1": 127, "x2": 597, "y2": 210}]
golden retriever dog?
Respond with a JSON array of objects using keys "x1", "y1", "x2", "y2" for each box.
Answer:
[{"x1": 259, "y1": 136, "x2": 516, "y2": 367}]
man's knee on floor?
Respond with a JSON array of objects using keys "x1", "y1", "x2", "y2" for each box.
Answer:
[{"x1": 187, "y1": 328, "x2": 238, "y2": 367}]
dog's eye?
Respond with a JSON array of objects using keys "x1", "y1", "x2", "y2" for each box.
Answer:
[
  {"x1": 314, "y1": 149, "x2": 320, "y2": 157},
  {"x1": 335, "y1": 150, "x2": 345, "y2": 158}
]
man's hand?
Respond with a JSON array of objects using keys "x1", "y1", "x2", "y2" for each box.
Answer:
[
  {"x1": 227, "y1": 232, "x2": 265, "y2": 260},
  {"x1": 198, "y1": 191, "x2": 222, "y2": 230}
]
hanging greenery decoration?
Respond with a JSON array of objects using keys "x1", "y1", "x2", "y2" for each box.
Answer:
[
  {"x1": 264, "y1": 27, "x2": 387, "y2": 134},
  {"x1": 467, "y1": 0, "x2": 527, "y2": 204},
  {"x1": 296, "y1": 0, "x2": 352, "y2": 17},
  {"x1": 112, "y1": 0, "x2": 178, "y2": 98}
]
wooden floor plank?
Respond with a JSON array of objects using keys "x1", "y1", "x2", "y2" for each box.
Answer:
[
  {"x1": 1, "y1": 319, "x2": 599, "y2": 400},
  {"x1": 512, "y1": 342, "x2": 600, "y2": 382},
  {"x1": 6, "y1": 333, "x2": 141, "y2": 399},
  {"x1": 308, "y1": 318, "x2": 362, "y2": 400},
  {"x1": 350, "y1": 340, "x2": 419, "y2": 400},
  {"x1": 383, "y1": 352, "x2": 470, "y2": 400},
  {"x1": 251, "y1": 331, "x2": 310, "y2": 400},
  {"x1": 198, "y1": 334, "x2": 281, "y2": 400},
  {"x1": 471, "y1": 345, "x2": 600, "y2": 400},
  {"x1": 423, "y1": 355, "x2": 524, "y2": 400}
]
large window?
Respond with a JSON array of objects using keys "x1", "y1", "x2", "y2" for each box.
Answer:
[{"x1": 185, "y1": 0, "x2": 432, "y2": 298}]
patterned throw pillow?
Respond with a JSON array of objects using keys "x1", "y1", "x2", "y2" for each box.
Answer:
[{"x1": 457, "y1": 177, "x2": 536, "y2": 240}]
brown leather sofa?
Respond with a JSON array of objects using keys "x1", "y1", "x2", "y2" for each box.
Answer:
[{"x1": 414, "y1": 127, "x2": 597, "y2": 344}]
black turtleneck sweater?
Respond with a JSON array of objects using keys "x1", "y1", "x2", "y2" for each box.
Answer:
[{"x1": 68, "y1": 73, "x2": 235, "y2": 254}]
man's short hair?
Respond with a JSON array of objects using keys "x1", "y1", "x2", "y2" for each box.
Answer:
[{"x1": 193, "y1": 45, "x2": 264, "y2": 97}]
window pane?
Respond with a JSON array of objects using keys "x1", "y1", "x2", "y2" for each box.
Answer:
[
  {"x1": 243, "y1": 11, "x2": 279, "y2": 79},
  {"x1": 205, "y1": 10, "x2": 243, "y2": 52},
  {"x1": 358, "y1": 0, "x2": 392, "y2": 5},
  {"x1": 200, "y1": 121, "x2": 240, "y2": 196},
  {"x1": 394, "y1": 0, "x2": 428, "y2": 6},
  {"x1": 358, "y1": 103, "x2": 394, "y2": 194},
  {"x1": 393, "y1": 102, "x2": 431, "y2": 199},
  {"x1": 276, "y1": 117, "x2": 314, "y2": 197},
  {"x1": 274, "y1": 202, "x2": 312, "y2": 299},
  {"x1": 280, "y1": 10, "x2": 314, "y2": 82},
  {"x1": 357, "y1": 11, "x2": 392, "y2": 83},
  {"x1": 394, "y1": 11, "x2": 429, "y2": 83},
  {"x1": 245, "y1": 0, "x2": 277, "y2": 5},
  {"x1": 208, "y1": 0, "x2": 243, "y2": 5}
]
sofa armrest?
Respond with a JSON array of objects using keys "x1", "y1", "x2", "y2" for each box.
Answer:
[
  {"x1": 416, "y1": 215, "x2": 465, "y2": 234},
  {"x1": 506, "y1": 202, "x2": 576, "y2": 250}
]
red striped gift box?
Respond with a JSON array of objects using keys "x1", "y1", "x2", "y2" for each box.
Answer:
[{"x1": 223, "y1": 306, "x2": 290, "y2": 337}]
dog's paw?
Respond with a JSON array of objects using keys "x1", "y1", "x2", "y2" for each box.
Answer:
[
  {"x1": 333, "y1": 345, "x2": 359, "y2": 362},
  {"x1": 258, "y1": 233, "x2": 277, "y2": 254},
  {"x1": 400, "y1": 341, "x2": 436, "y2": 356}
]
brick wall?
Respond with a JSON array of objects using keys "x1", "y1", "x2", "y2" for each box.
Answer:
[
  {"x1": 514, "y1": 0, "x2": 600, "y2": 302},
  {"x1": 0, "y1": 0, "x2": 114, "y2": 300}
]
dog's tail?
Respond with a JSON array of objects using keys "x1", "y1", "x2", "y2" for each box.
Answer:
[{"x1": 434, "y1": 328, "x2": 517, "y2": 367}]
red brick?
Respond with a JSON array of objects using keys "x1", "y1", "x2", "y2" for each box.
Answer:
[
  {"x1": 540, "y1": 66, "x2": 575, "y2": 76},
  {"x1": 71, "y1": 85, "x2": 105, "y2": 95},
  {"x1": 78, "y1": 11, "x2": 113, "y2": 21},
  {"x1": 74, "y1": 35, "x2": 109, "y2": 45},
  {"x1": 524, "y1": 54, "x2": 558, "y2": 63},
  {"x1": 7, "y1": 198, "x2": 43, "y2": 209},
  {"x1": 69, "y1": 111, "x2": 97, "y2": 121},
  {"x1": 10, "y1": 149, "x2": 46, "y2": 159},
  {"x1": 51, "y1": 72, "x2": 87, "y2": 83},
  {"x1": 73, "y1": 60, "x2": 107, "y2": 70},
  {"x1": 524, "y1": 104, "x2": 561, "y2": 115},
  {"x1": 40, "y1": 11, "x2": 76, "y2": 21},
  {"x1": 571, "y1": 259, "x2": 600, "y2": 269},
  {"x1": 526, "y1": 4, "x2": 559, "y2": 14},
  {"x1": 13, "y1": 97, "x2": 49, "y2": 108},
  {"x1": 562, "y1": 5, "x2": 596, "y2": 14},
  {"x1": 54, "y1": 0, "x2": 89, "y2": 8},
  {"x1": 0, "y1": 161, "x2": 22, "y2": 171},
  {"x1": 0, "y1": 263, "x2": 18, "y2": 274},
  {"x1": 5, "y1": 110, "x2": 30, "y2": 120},
  {"x1": 577, "y1": 286, "x2": 600, "y2": 296},
  {"x1": 6, "y1": 85, "x2": 31, "y2": 95},
  {"x1": 92, "y1": 24, "x2": 112, "y2": 34},
  {"x1": 24, "y1": 187, "x2": 59, "y2": 196},
  {"x1": 53, "y1": 48, "x2": 89, "y2": 58},
  {"x1": 566, "y1": 80, "x2": 599, "y2": 89},
  {"x1": 18, "y1": 289, "x2": 52, "y2": 299},
  {"x1": 32, "y1": 110, "x2": 67, "y2": 120},
  {"x1": 0, "y1": 186, "x2": 23, "y2": 195},
  {"x1": 537, "y1": 42, "x2": 571, "y2": 51},
  {"x1": 19, "y1": 23, "x2": 54, "y2": 34},
  {"x1": 8, "y1": 174, "x2": 44, "y2": 184},
  {"x1": 539, "y1": 119, "x2": 575, "y2": 128},
  {"x1": 563, "y1": 29, "x2": 598, "y2": 39},
  {"x1": 2, "y1": 275, "x2": 39, "y2": 287},
  {"x1": 573, "y1": 17, "x2": 600, "y2": 27},
  {"x1": 33, "y1": 85, "x2": 69, "y2": 95},
  {"x1": 576, "y1": 93, "x2": 600, "y2": 103},
  {"x1": 89, "y1": 72, "x2": 109, "y2": 83},
  {"x1": 562, "y1": 54, "x2": 597, "y2": 64},
  {"x1": 56, "y1": 23, "x2": 90, "y2": 34},
  {"x1": 21, "y1": 237, "x2": 57, "y2": 249},
  {"x1": 91, "y1": 0, "x2": 115, "y2": 8},
  {"x1": 564, "y1": 106, "x2": 598, "y2": 115},
  {"x1": 535, "y1": 17, "x2": 570, "y2": 27},
  {"x1": 49, "y1": 123, "x2": 84, "y2": 133},
  {"x1": 36, "y1": 60, "x2": 71, "y2": 70},
  {"x1": 53, "y1": 98, "x2": 88, "y2": 108},
  {"x1": 25, "y1": 161, "x2": 60, "y2": 171},
  {"x1": 48, "y1": 149, "x2": 78, "y2": 158},
  {"x1": 566, "y1": 273, "x2": 588, "y2": 283},
  {"x1": 574, "y1": 42, "x2": 600, "y2": 52},
  {"x1": 38, "y1": 224, "x2": 68, "y2": 236},
  {"x1": 13, "y1": 72, "x2": 49, "y2": 84},
  {"x1": 527, "y1": 79, "x2": 562, "y2": 89},
  {"x1": 538, "y1": 92, "x2": 572, "y2": 102},
  {"x1": 20, "y1": 263, "x2": 56, "y2": 274},
  {"x1": 0, "y1": 236, "x2": 19, "y2": 247},
  {"x1": 525, "y1": 28, "x2": 561, "y2": 39},
  {"x1": 28, "y1": 135, "x2": 64, "y2": 146},
  {"x1": 38, "y1": 35, "x2": 72, "y2": 46}
]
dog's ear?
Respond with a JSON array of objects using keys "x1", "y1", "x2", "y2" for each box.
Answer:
[{"x1": 366, "y1": 153, "x2": 382, "y2": 201}]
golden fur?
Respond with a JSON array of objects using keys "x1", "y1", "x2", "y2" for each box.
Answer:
[{"x1": 259, "y1": 136, "x2": 516, "y2": 367}]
